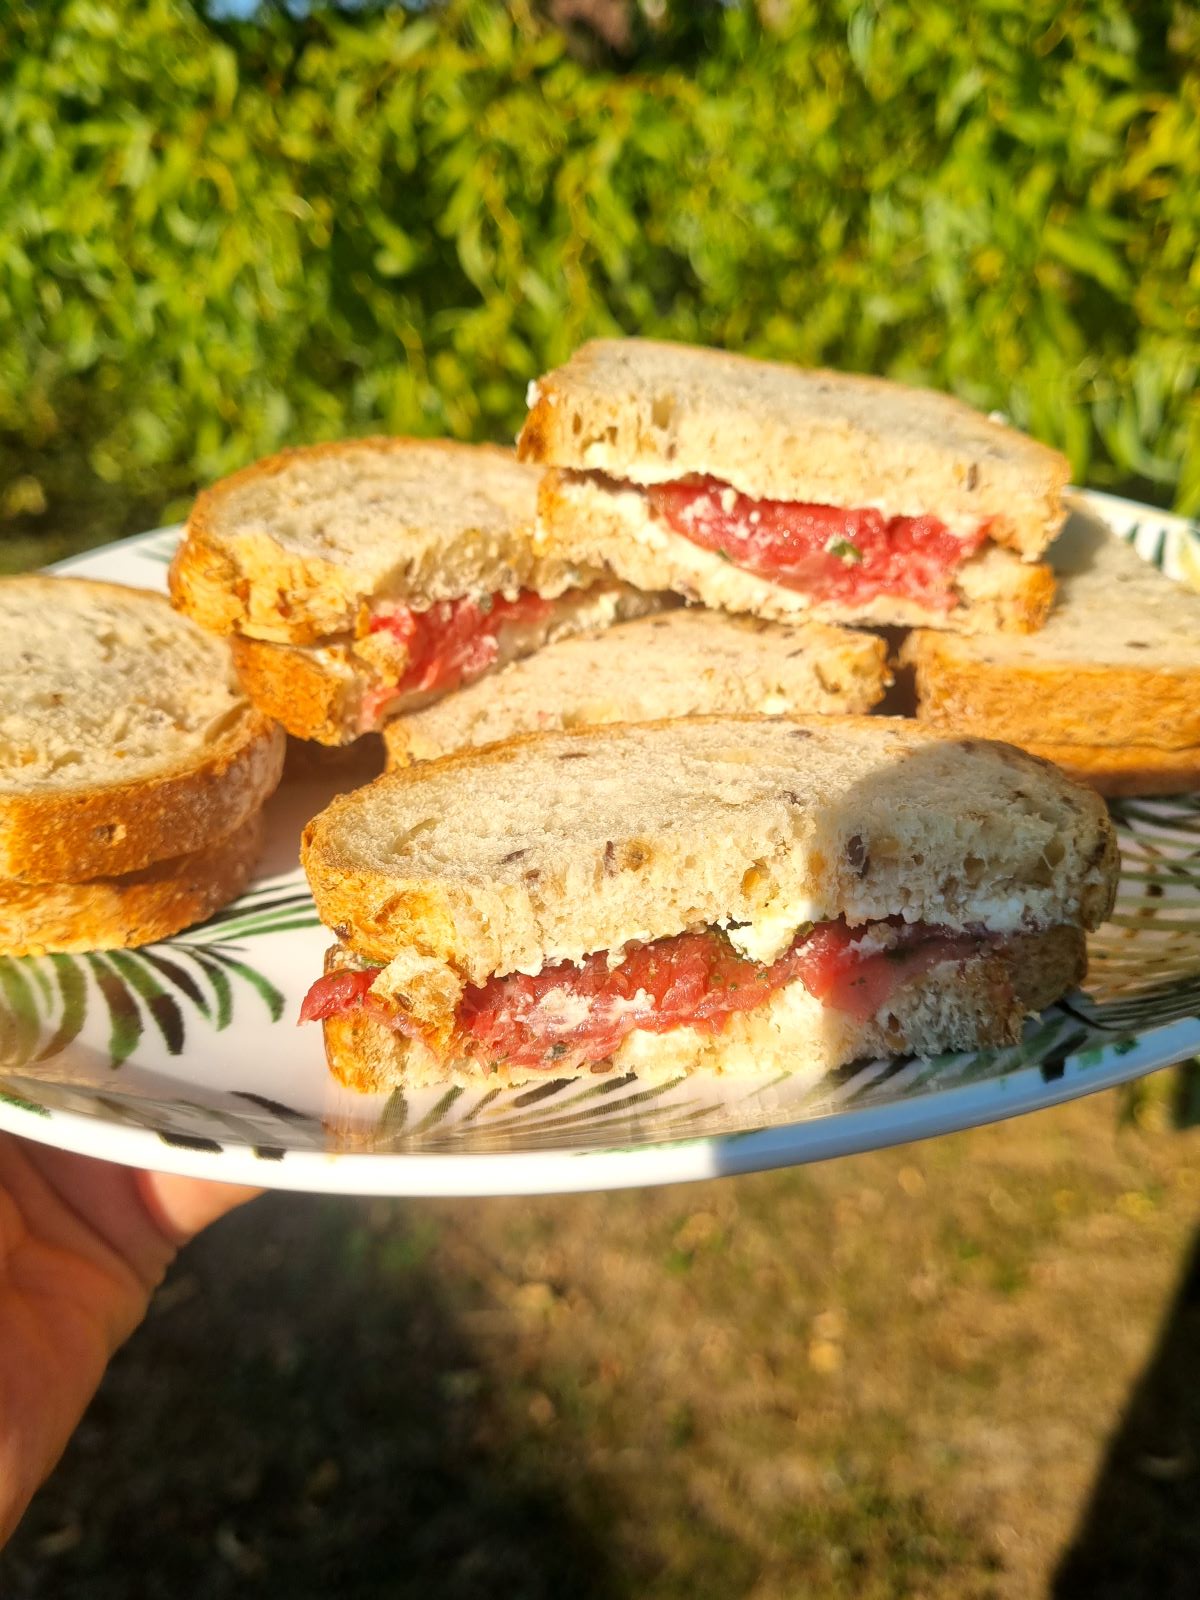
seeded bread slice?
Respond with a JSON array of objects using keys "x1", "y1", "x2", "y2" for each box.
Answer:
[
  {"x1": 0, "y1": 812, "x2": 264, "y2": 957},
  {"x1": 170, "y1": 438, "x2": 596, "y2": 646},
  {"x1": 319, "y1": 924, "x2": 1087, "y2": 1091},
  {"x1": 301, "y1": 716, "x2": 1117, "y2": 981},
  {"x1": 382, "y1": 609, "x2": 890, "y2": 767},
  {"x1": 0, "y1": 578, "x2": 285, "y2": 882},
  {"x1": 908, "y1": 510, "x2": 1200, "y2": 766},
  {"x1": 536, "y1": 470, "x2": 1055, "y2": 634},
  {"x1": 519, "y1": 339, "x2": 1070, "y2": 557},
  {"x1": 1022, "y1": 741, "x2": 1200, "y2": 798},
  {"x1": 229, "y1": 584, "x2": 668, "y2": 746}
]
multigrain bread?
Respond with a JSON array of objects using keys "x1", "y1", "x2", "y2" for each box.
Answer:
[
  {"x1": 304, "y1": 717, "x2": 1116, "y2": 979},
  {"x1": 170, "y1": 437, "x2": 594, "y2": 645},
  {"x1": 519, "y1": 340, "x2": 1069, "y2": 556},
  {"x1": 382, "y1": 609, "x2": 891, "y2": 766},
  {"x1": 170, "y1": 435, "x2": 668, "y2": 745},
  {"x1": 907, "y1": 509, "x2": 1200, "y2": 792},
  {"x1": 517, "y1": 339, "x2": 1066, "y2": 634},
  {"x1": 301, "y1": 716, "x2": 1114, "y2": 1091},
  {"x1": 0, "y1": 813, "x2": 264, "y2": 957},
  {"x1": 230, "y1": 583, "x2": 666, "y2": 746},
  {"x1": 536, "y1": 470, "x2": 1056, "y2": 634},
  {"x1": 0, "y1": 578, "x2": 284, "y2": 882},
  {"x1": 1017, "y1": 740, "x2": 1200, "y2": 799}
]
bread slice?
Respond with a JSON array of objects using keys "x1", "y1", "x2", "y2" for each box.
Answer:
[
  {"x1": 907, "y1": 509, "x2": 1200, "y2": 783},
  {"x1": 170, "y1": 437, "x2": 596, "y2": 646},
  {"x1": 0, "y1": 812, "x2": 264, "y2": 957},
  {"x1": 537, "y1": 470, "x2": 1056, "y2": 634},
  {"x1": 519, "y1": 339, "x2": 1070, "y2": 557},
  {"x1": 302, "y1": 716, "x2": 1117, "y2": 981},
  {"x1": 1021, "y1": 740, "x2": 1200, "y2": 798},
  {"x1": 0, "y1": 578, "x2": 285, "y2": 882},
  {"x1": 229, "y1": 583, "x2": 667, "y2": 746},
  {"x1": 382, "y1": 610, "x2": 891, "y2": 767},
  {"x1": 320, "y1": 923, "x2": 1086, "y2": 1092}
]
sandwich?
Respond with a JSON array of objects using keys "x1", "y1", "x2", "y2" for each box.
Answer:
[
  {"x1": 382, "y1": 608, "x2": 891, "y2": 767},
  {"x1": 299, "y1": 717, "x2": 1118, "y2": 1092},
  {"x1": 169, "y1": 437, "x2": 665, "y2": 745},
  {"x1": 906, "y1": 507, "x2": 1200, "y2": 795},
  {"x1": 0, "y1": 577, "x2": 285, "y2": 955},
  {"x1": 518, "y1": 339, "x2": 1069, "y2": 634}
]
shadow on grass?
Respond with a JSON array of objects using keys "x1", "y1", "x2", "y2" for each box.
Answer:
[
  {"x1": 1053, "y1": 1223, "x2": 1200, "y2": 1600},
  {"x1": 0, "y1": 1193, "x2": 622, "y2": 1600}
]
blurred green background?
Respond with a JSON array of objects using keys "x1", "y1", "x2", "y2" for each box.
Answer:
[{"x1": 0, "y1": 0, "x2": 1197, "y2": 576}]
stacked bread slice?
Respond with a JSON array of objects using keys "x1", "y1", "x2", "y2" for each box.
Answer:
[
  {"x1": 169, "y1": 438, "x2": 667, "y2": 746},
  {"x1": 0, "y1": 578, "x2": 285, "y2": 956},
  {"x1": 906, "y1": 506, "x2": 1200, "y2": 795}
]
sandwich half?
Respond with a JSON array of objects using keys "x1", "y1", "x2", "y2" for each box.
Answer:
[
  {"x1": 0, "y1": 577, "x2": 284, "y2": 953},
  {"x1": 170, "y1": 437, "x2": 665, "y2": 744},
  {"x1": 382, "y1": 609, "x2": 890, "y2": 766},
  {"x1": 518, "y1": 340, "x2": 1067, "y2": 634},
  {"x1": 907, "y1": 508, "x2": 1200, "y2": 795},
  {"x1": 300, "y1": 717, "x2": 1117, "y2": 1092}
]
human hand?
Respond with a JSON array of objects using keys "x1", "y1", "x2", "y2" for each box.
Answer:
[{"x1": 0, "y1": 1134, "x2": 258, "y2": 1545}]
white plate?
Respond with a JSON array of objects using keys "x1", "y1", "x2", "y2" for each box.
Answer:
[{"x1": 1, "y1": 492, "x2": 1198, "y2": 1196}]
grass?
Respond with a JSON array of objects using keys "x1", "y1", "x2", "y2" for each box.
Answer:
[{"x1": 3, "y1": 1076, "x2": 1200, "y2": 1598}]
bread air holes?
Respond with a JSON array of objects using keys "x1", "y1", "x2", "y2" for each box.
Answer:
[{"x1": 1029, "y1": 836, "x2": 1065, "y2": 888}]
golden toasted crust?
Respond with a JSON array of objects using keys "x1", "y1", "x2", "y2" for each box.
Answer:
[
  {"x1": 0, "y1": 812, "x2": 264, "y2": 956},
  {"x1": 908, "y1": 631, "x2": 1200, "y2": 750},
  {"x1": 1022, "y1": 741, "x2": 1200, "y2": 798},
  {"x1": 231, "y1": 635, "x2": 360, "y2": 747},
  {"x1": 170, "y1": 437, "x2": 555, "y2": 645},
  {"x1": 0, "y1": 712, "x2": 283, "y2": 884}
]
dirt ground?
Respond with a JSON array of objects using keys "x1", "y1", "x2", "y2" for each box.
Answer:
[{"x1": 2, "y1": 1071, "x2": 1198, "y2": 1599}]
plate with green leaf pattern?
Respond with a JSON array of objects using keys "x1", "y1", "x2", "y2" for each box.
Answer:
[{"x1": 1, "y1": 491, "x2": 1198, "y2": 1196}]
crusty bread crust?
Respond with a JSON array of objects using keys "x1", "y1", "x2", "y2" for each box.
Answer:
[
  {"x1": 1021, "y1": 741, "x2": 1200, "y2": 798},
  {"x1": 382, "y1": 609, "x2": 890, "y2": 767},
  {"x1": 908, "y1": 513, "x2": 1200, "y2": 750},
  {"x1": 0, "y1": 812, "x2": 264, "y2": 956},
  {"x1": 0, "y1": 713, "x2": 283, "y2": 885},
  {"x1": 0, "y1": 578, "x2": 286, "y2": 881},
  {"x1": 170, "y1": 437, "x2": 586, "y2": 645},
  {"x1": 536, "y1": 471, "x2": 1054, "y2": 634},
  {"x1": 519, "y1": 339, "x2": 1070, "y2": 557},
  {"x1": 301, "y1": 715, "x2": 1117, "y2": 980},
  {"x1": 319, "y1": 924, "x2": 1086, "y2": 1092}
]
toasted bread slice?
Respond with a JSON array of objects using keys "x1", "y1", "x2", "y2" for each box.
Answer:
[
  {"x1": 319, "y1": 924, "x2": 1087, "y2": 1091},
  {"x1": 537, "y1": 471, "x2": 1056, "y2": 635},
  {"x1": 170, "y1": 438, "x2": 595, "y2": 646},
  {"x1": 229, "y1": 583, "x2": 668, "y2": 745},
  {"x1": 382, "y1": 609, "x2": 890, "y2": 767},
  {"x1": 908, "y1": 510, "x2": 1200, "y2": 783},
  {"x1": 302, "y1": 716, "x2": 1117, "y2": 980},
  {"x1": 0, "y1": 578, "x2": 285, "y2": 882},
  {"x1": 1022, "y1": 740, "x2": 1200, "y2": 798},
  {"x1": 0, "y1": 811, "x2": 264, "y2": 957},
  {"x1": 519, "y1": 339, "x2": 1070, "y2": 557}
]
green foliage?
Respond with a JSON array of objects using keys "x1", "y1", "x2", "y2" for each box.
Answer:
[{"x1": 1, "y1": 0, "x2": 1197, "y2": 558}]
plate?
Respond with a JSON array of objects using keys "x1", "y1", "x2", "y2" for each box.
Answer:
[{"x1": 1, "y1": 492, "x2": 1198, "y2": 1196}]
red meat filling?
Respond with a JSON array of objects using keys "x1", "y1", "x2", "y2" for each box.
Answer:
[
  {"x1": 301, "y1": 917, "x2": 988, "y2": 1072},
  {"x1": 646, "y1": 476, "x2": 989, "y2": 612},
  {"x1": 361, "y1": 589, "x2": 555, "y2": 721}
]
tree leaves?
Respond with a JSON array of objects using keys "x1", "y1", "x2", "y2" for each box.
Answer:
[{"x1": 0, "y1": 0, "x2": 1197, "y2": 558}]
